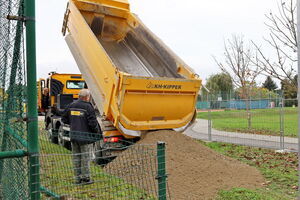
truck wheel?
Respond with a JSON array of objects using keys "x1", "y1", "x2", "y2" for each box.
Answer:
[
  {"x1": 94, "y1": 139, "x2": 110, "y2": 165},
  {"x1": 47, "y1": 123, "x2": 58, "y2": 144},
  {"x1": 58, "y1": 126, "x2": 67, "y2": 148}
]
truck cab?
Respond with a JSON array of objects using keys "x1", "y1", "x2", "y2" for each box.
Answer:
[
  {"x1": 40, "y1": 72, "x2": 125, "y2": 164},
  {"x1": 39, "y1": 72, "x2": 86, "y2": 144}
]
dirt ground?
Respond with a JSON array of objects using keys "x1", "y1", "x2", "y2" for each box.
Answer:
[{"x1": 106, "y1": 130, "x2": 265, "y2": 200}]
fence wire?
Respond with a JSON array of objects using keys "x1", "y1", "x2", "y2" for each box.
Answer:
[
  {"x1": 0, "y1": 0, "x2": 28, "y2": 199},
  {"x1": 35, "y1": 126, "x2": 169, "y2": 200},
  {"x1": 193, "y1": 98, "x2": 298, "y2": 152}
]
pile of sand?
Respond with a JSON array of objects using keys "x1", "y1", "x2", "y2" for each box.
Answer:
[{"x1": 105, "y1": 130, "x2": 265, "y2": 200}]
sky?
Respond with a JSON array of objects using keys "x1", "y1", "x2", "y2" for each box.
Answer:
[{"x1": 36, "y1": 0, "x2": 278, "y2": 84}]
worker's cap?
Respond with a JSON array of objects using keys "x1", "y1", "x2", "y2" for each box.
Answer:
[{"x1": 78, "y1": 89, "x2": 91, "y2": 97}]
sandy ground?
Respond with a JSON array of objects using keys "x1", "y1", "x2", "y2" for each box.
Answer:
[{"x1": 106, "y1": 130, "x2": 265, "y2": 200}]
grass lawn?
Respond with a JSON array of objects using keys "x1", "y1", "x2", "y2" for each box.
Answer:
[
  {"x1": 197, "y1": 108, "x2": 298, "y2": 137},
  {"x1": 38, "y1": 122, "x2": 156, "y2": 200},
  {"x1": 38, "y1": 121, "x2": 298, "y2": 199},
  {"x1": 203, "y1": 142, "x2": 298, "y2": 200}
]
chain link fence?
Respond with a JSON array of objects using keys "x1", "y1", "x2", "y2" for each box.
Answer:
[
  {"x1": 0, "y1": 0, "x2": 29, "y2": 199},
  {"x1": 36, "y1": 126, "x2": 169, "y2": 200},
  {"x1": 192, "y1": 97, "x2": 298, "y2": 152}
]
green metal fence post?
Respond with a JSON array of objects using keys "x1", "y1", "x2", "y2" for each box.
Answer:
[
  {"x1": 25, "y1": 0, "x2": 40, "y2": 199},
  {"x1": 157, "y1": 141, "x2": 167, "y2": 200}
]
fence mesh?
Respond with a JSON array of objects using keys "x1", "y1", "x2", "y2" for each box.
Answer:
[
  {"x1": 36, "y1": 125, "x2": 168, "y2": 199},
  {"x1": 0, "y1": 0, "x2": 28, "y2": 199},
  {"x1": 194, "y1": 97, "x2": 298, "y2": 152}
]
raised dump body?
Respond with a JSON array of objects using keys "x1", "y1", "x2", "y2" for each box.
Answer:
[{"x1": 63, "y1": 0, "x2": 202, "y2": 138}]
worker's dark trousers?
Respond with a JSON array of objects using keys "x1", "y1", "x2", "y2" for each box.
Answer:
[{"x1": 71, "y1": 142, "x2": 91, "y2": 181}]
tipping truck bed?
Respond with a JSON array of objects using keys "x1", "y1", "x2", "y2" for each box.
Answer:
[
  {"x1": 62, "y1": 0, "x2": 202, "y2": 138},
  {"x1": 98, "y1": 34, "x2": 182, "y2": 78}
]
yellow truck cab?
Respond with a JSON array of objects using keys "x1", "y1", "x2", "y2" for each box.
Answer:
[
  {"x1": 40, "y1": 72, "x2": 86, "y2": 144},
  {"x1": 47, "y1": 72, "x2": 85, "y2": 107}
]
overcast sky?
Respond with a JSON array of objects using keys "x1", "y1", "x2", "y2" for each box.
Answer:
[{"x1": 36, "y1": 0, "x2": 277, "y2": 84}]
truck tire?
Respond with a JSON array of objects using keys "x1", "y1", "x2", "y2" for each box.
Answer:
[
  {"x1": 47, "y1": 123, "x2": 58, "y2": 144},
  {"x1": 94, "y1": 139, "x2": 110, "y2": 165},
  {"x1": 58, "y1": 126, "x2": 68, "y2": 149}
]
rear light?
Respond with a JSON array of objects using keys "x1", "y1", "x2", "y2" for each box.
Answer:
[
  {"x1": 104, "y1": 137, "x2": 121, "y2": 143},
  {"x1": 110, "y1": 137, "x2": 119, "y2": 143}
]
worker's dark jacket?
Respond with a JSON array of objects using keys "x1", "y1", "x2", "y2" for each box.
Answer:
[
  {"x1": 62, "y1": 99, "x2": 102, "y2": 144},
  {"x1": 41, "y1": 95, "x2": 49, "y2": 110}
]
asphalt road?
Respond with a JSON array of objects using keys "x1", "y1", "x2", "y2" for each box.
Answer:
[{"x1": 184, "y1": 119, "x2": 298, "y2": 152}]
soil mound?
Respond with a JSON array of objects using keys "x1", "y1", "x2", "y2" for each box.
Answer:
[{"x1": 105, "y1": 130, "x2": 265, "y2": 200}]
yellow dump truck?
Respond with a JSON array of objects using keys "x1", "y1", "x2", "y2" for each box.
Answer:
[{"x1": 62, "y1": 0, "x2": 202, "y2": 140}]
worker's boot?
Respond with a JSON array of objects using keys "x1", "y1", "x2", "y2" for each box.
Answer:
[
  {"x1": 81, "y1": 177, "x2": 93, "y2": 185},
  {"x1": 75, "y1": 179, "x2": 82, "y2": 185}
]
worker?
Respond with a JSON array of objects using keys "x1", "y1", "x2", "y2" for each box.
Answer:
[
  {"x1": 41, "y1": 88, "x2": 49, "y2": 112},
  {"x1": 62, "y1": 89, "x2": 101, "y2": 185}
]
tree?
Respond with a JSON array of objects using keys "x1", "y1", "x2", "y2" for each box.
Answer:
[
  {"x1": 262, "y1": 76, "x2": 278, "y2": 91},
  {"x1": 251, "y1": 0, "x2": 297, "y2": 86},
  {"x1": 213, "y1": 34, "x2": 262, "y2": 100},
  {"x1": 281, "y1": 75, "x2": 297, "y2": 99},
  {"x1": 236, "y1": 86, "x2": 278, "y2": 99},
  {"x1": 204, "y1": 73, "x2": 233, "y2": 92},
  {"x1": 202, "y1": 73, "x2": 234, "y2": 101}
]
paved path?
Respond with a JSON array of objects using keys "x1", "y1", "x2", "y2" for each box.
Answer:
[{"x1": 184, "y1": 119, "x2": 298, "y2": 152}]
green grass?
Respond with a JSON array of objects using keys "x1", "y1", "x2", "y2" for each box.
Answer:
[
  {"x1": 38, "y1": 122, "x2": 156, "y2": 200},
  {"x1": 202, "y1": 142, "x2": 298, "y2": 200},
  {"x1": 197, "y1": 108, "x2": 298, "y2": 137},
  {"x1": 216, "y1": 188, "x2": 273, "y2": 200}
]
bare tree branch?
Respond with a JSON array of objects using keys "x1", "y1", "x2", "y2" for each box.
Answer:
[
  {"x1": 213, "y1": 34, "x2": 263, "y2": 99},
  {"x1": 251, "y1": 0, "x2": 297, "y2": 86}
]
